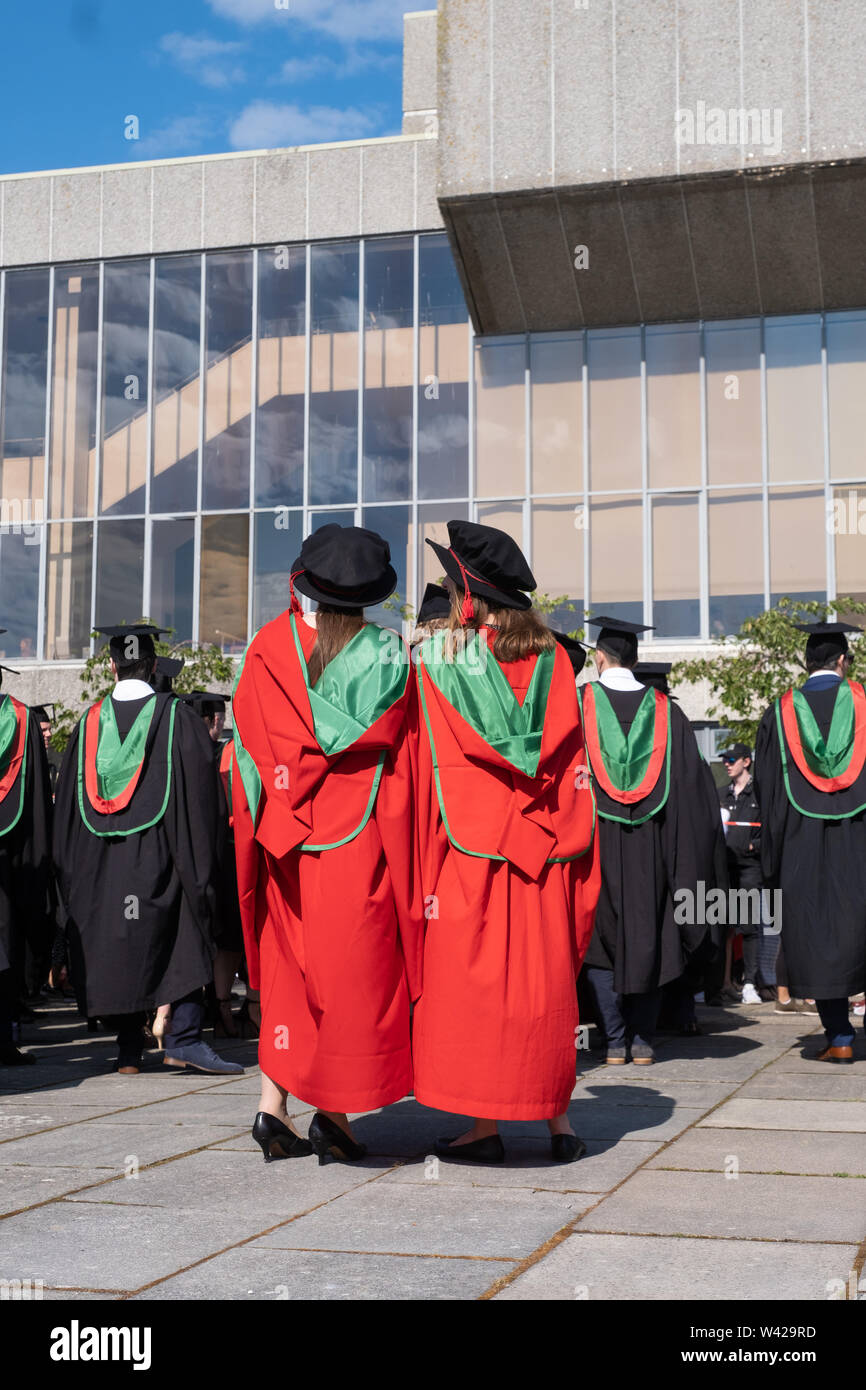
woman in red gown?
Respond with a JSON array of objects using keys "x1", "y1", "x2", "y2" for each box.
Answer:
[
  {"x1": 231, "y1": 525, "x2": 422, "y2": 1165},
  {"x1": 413, "y1": 521, "x2": 601, "y2": 1163}
]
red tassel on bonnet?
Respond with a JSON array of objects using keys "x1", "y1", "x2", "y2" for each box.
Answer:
[
  {"x1": 449, "y1": 548, "x2": 475, "y2": 626},
  {"x1": 289, "y1": 570, "x2": 304, "y2": 617}
]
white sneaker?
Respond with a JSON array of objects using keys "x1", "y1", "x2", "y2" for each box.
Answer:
[{"x1": 741, "y1": 983, "x2": 763, "y2": 1005}]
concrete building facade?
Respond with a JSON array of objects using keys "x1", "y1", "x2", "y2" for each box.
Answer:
[{"x1": 1, "y1": 3, "x2": 866, "y2": 727}]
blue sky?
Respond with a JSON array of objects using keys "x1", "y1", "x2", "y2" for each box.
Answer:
[{"x1": 0, "y1": 0, "x2": 414, "y2": 175}]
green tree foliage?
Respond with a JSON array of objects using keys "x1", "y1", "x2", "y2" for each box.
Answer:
[
  {"x1": 50, "y1": 624, "x2": 236, "y2": 753},
  {"x1": 672, "y1": 597, "x2": 866, "y2": 747}
]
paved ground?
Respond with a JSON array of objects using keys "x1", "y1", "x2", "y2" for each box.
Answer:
[{"x1": 1, "y1": 998, "x2": 864, "y2": 1301}]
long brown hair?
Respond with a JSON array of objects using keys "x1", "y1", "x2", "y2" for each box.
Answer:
[
  {"x1": 442, "y1": 581, "x2": 554, "y2": 662},
  {"x1": 306, "y1": 604, "x2": 366, "y2": 685}
]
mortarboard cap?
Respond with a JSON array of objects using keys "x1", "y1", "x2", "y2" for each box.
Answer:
[
  {"x1": 416, "y1": 582, "x2": 451, "y2": 625},
  {"x1": 552, "y1": 630, "x2": 587, "y2": 676},
  {"x1": 0, "y1": 664, "x2": 20, "y2": 676},
  {"x1": 96, "y1": 622, "x2": 167, "y2": 667},
  {"x1": 30, "y1": 702, "x2": 56, "y2": 723},
  {"x1": 634, "y1": 661, "x2": 673, "y2": 696},
  {"x1": 182, "y1": 690, "x2": 231, "y2": 717},
  {"x1": 587, "y1": 614, "x2": 655, "y2": 666},
  {"x1": 792, "y1": 620, "x2": 862, "y2": 665}
]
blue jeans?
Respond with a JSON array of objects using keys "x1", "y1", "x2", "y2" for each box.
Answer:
[{"x1": 585, "y1": 967, "x2": 662, "y2": 1049}]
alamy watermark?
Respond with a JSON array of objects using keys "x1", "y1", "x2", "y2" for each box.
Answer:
[
  {"x1": 673, "y1": 883, "x2": 781, "y2": 934},
  {"x1": 675, "y1": 102, "x2": 783, "y2": 158}
]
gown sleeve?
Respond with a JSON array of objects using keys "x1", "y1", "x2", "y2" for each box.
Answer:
[
  {"x1": 660, "y1": 705, "x2": 722, "y2": 956},
  {"x1": 753, "y1": 703, "x2": 785, "y2": 890},
  {"x1": 373, "y1": 677, "x2": 424, "y2": 1003},
  {"x1": 162, "y1": 704, "x2": 221, "y2": 948},
  {"x1": 51, "y1": 720, "x2": 82, "y2": 916}
]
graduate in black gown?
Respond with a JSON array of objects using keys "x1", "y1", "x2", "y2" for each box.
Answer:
[
  {"x1": 578, "y1": 619, "x2": 720, "y2": 1063},
  {"x1": 754, "y1": 621, "x2": 866, "y2": 1063},
  {"x1": 53, "y1": 625, "x2": 242, "y2": 1076},
  {"x1": 0, "y1": 664, "x2": 54, "y2": 1065}
]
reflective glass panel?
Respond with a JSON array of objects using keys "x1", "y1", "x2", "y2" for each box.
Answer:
[
  {"x1": 827, "y1": 313, "x2": 866, "y2": 481},
  {"x1": 0, "y1": 529, "x2": 41, "y2": 662},
  {"x1": 652, "y1": 494, "x2": 700, "y2": 637},
  {"x1": 832, "y1": 485, "x2": 866, "y2": 606},
  {"x1": 203, "y1": 252, "x2": 253, "y2": 510},
  {"x1": 49, "y1": 266, "x2": 99, "y2": 519},
  {"x1": 256, "y1": 245, "x2": 305, "y2": 508},
  {"x1": 150, "y1": 517, "x2": 195, "y2": 644},
  {"x1": 587, "y1": 331, "x2": 641, "y2": 491},
  {"x1": 101, "y1": 260, "x2": 149, "y2": 516},
  {"x1": 1, "y1": 268, "x2": 49, "y2": 508},
  {"x1": 475, "y1": 343, "x2": 525, "y2": 498},
  {"x1": 95, "y1": 518, "x2": 144, "y2": 627},
  {"x1": 416, "y1": 501, "x2": 470, "y2": 604},
  {"x1": 766, "y1": 317, "x2": 823, "y2": 483},
  {"x1": 418, "y1": 234, "x2": 469, "y2": 500},
  {"x1": 647, "y1": 326, "x2": 701, "y2": 489},
  {"x1": 253, "y1": 508, "x2": 302, "y2": 631},
  {"x1": 531, "y1": 337, "x2": 583, "y2": 495},
  {"x1": 769, "y1": 486, "x2": 825, "y2": 604},
  {"x1": 46, "y1": 520, "x2": 93, "y2": 659},
  {"x1": 708, "y1": 489, "x2": 765, "y2": 637},
  {"x1": 589, "y1": 494, "x2": 643, "y2": 624},
  {"x1": 363, "y1": 237, "x2": 414, "y2": 503},
  {"x1": 476, "y1": 501, "x2": 523, "y2": 548},
  {"x1": 200, "y1": 513, "x2": 249, "y2": 652},
  {"x1": 152, "y1": 256, "x2": 200, "y2": 514},
  {"x1": 705, "y1": 320, "x2": 762, "y2": 486},
  {"x1": 362, "y1": 504, "x2": 411, "y2": 629},
  {"x1": 309, "y1": 242, "x2": 359, "y2": 506},
  {"x1": 531, "y1": 500, "x2": 584, "y2": 631}
]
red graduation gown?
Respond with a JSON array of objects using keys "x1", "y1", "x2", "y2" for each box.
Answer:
[
  {"x1": 232, "y1": 612, "x2": 422, "y2": 1112},
  {"x1": 412, "y1": 635, "x2": 601, "y2": 1120}
]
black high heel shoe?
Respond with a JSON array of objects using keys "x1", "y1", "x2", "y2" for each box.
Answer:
[
  {"x1": 550, "y1": 1133, "x2": 586, "y2": 1164},
  {"x1": 252, "y1": 1112, "x2": 313, "y2": 1163},
  {"x1": 308, "y1": 1112, "x2": 367, "y2": 1165}
]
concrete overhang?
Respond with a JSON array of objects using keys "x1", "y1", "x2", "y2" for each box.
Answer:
[{"x1": 439, "y1": 157, "x2": 866, "y2": 334}]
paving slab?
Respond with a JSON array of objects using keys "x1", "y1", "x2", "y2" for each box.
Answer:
[
  {"x1": 571, "y1": 1079, "x2": 734, "y2": 1108},
  {"x1": 0, "y1": 1121, "x2": 244, "y2": 1170},
  {"x1": 69, "y1": 1148, "x2": 397, "y2": 1215},
  {"x1": 493, "y1": 1233, "x2": 859, "y2": 1301},
  {"x1": 647, "y1": 1127, "x2": 866, "y2": 1178},
  {"x1": 565, "y1": 1095, "x2": 709, "y2": 1143},
  {"x1": 700, "y1": 1098, "x2": 866, "y2": 1132},
  {"x1": 381, "y1": 1138, "x2": 660, "y2": 1192},
  {"x1": 0, "y1": 1105, "x2": 129, "y2": 1139},
  {"x1": 81, "y1": 1092, "x2": 269, "y2": 1127},
  {"x1": 0, "y1": 1201, "x2": 285, "y2": 1291},
  {"x1": 770, "y1": 1051, "x2": 866, "y2": 1075},
  {"x1": 0, "y1": 1165, "x2": 95, "y2": 1216},
  {"x1": 737, "y1": 1072, "x2": 866, "y2": 1101},
  {"x1": 575, "y1": 1051, "x2": 787, "y2": 1083},
  {"x1": 131, "y1": 1246, "x2": 514, "y2": 1300},
  {"x1": 253, "y1": 1184, "x2": 588, "y2": 1259},
  {"x1": 574, "y1": 1169, "x2": 866, "y2": 1242},
  {"x1": 0, "y1": 1073, "x2": 235, "y2": 1104}
]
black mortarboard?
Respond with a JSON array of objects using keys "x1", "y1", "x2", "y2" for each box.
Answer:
[
  {"x1": 416, "y1": 582, "x2": 451, "y2": 625},
  {"x1": 291, "y1": 525, "x2": 397, "y2": 610},
  {"x1": 182, "y1": 690, "x2": 231, "y2": 717},
  {"x1": 150, "y1": 655, "x2": 185, "y2": 694},
  {"x1": 96, "y1": 622, "x2": 167, "y2": 667},
  {"x1": 552, "y1": 630, "x2": 587, "y2": 676},
  {"x1": 30, "y1": 703, "x2": 56, "y2": 723},
  {"x1": 0, "y1": 664, "x2": 19, "y2": 676},
  {"x1": 634, "y1": 661, "x2": 673, "y2": 696},
  {"x1": 587, "y1": 614, "x2": 655, "y2": 666},
  {"x1": 425, "y1": 521, "x2": 536, "y2": 613},
  {"x1": 792, "y1": 620, "x2": 862, "y2": 666}
]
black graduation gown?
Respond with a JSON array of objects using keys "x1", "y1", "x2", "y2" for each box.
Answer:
[
  {"x1": 53, "y1": 692, "x2": 220, "y2": 1017},
  {"x1": 211, "y1": 738, "x2": 243, "y2": 953},
  {"x1": 583, "y1": 684, "x2": 721, "y2": 994},
  {"x1": 0, "y1": 707, "x2": 54, "y2": 982},
  {"x1": 754, "y1": 682, "x2": 866, "y2": 999}
]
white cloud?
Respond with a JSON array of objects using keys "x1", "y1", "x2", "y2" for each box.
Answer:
[
  {"x1": 135, "y1": 114, "x2": 216, "y2": 158},
  {"x1": 228, "y1": 99, "x2": 380, "y2": 149},
  {"x1": 160, "y1": 31, "x2": 248, "y2": 88},
  {"x1": 206, "y1": 0, "x2": 411, "y2": 44},
  {"x1": 276, "y1": 47, "x2": 400, "y2": 83}
]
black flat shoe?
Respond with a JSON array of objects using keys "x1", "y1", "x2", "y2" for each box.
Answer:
[
  {"x1": 252, "y1": 1111, "x2": 314, "y2": 1163},
  {"x1": 551, "y1": 1133, "x2": 586, "y2": 1164},
  {"x1": 0, "y1": 1046, "x2": 36, "y2": 1067},
  {"x1": 308, "y1": 1112, "x2": 367, "y2": 1165},
  {"x1": 433, "y1": 1134, "x2": 505, "y2": 1164}
]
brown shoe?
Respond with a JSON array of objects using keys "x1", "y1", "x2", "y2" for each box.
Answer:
[
  {"x1": 816, "y1": 1044, "x2": 854, "y2": 1064},
  {"x1": 117, "y1": 1064, "x2": 140, "y2": 1075}
]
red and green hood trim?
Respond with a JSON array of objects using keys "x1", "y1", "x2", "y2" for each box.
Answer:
[
  {"x1": 775, "y1": 679, "x2": 866, "y2": 818},
  {"x1": 0, "y1": 695, "x2": 29, "y2": 838},
  {"x1": 579, "y1": 682, "x2": 672, "y2": 824},
  {"x1": 76, "y1": 694, "x2": 177, "y2": 836}
]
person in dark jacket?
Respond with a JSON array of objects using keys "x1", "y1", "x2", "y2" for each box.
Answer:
[{"x1": 717, "y1": 743, "x2": 768, "y2": 1003}]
